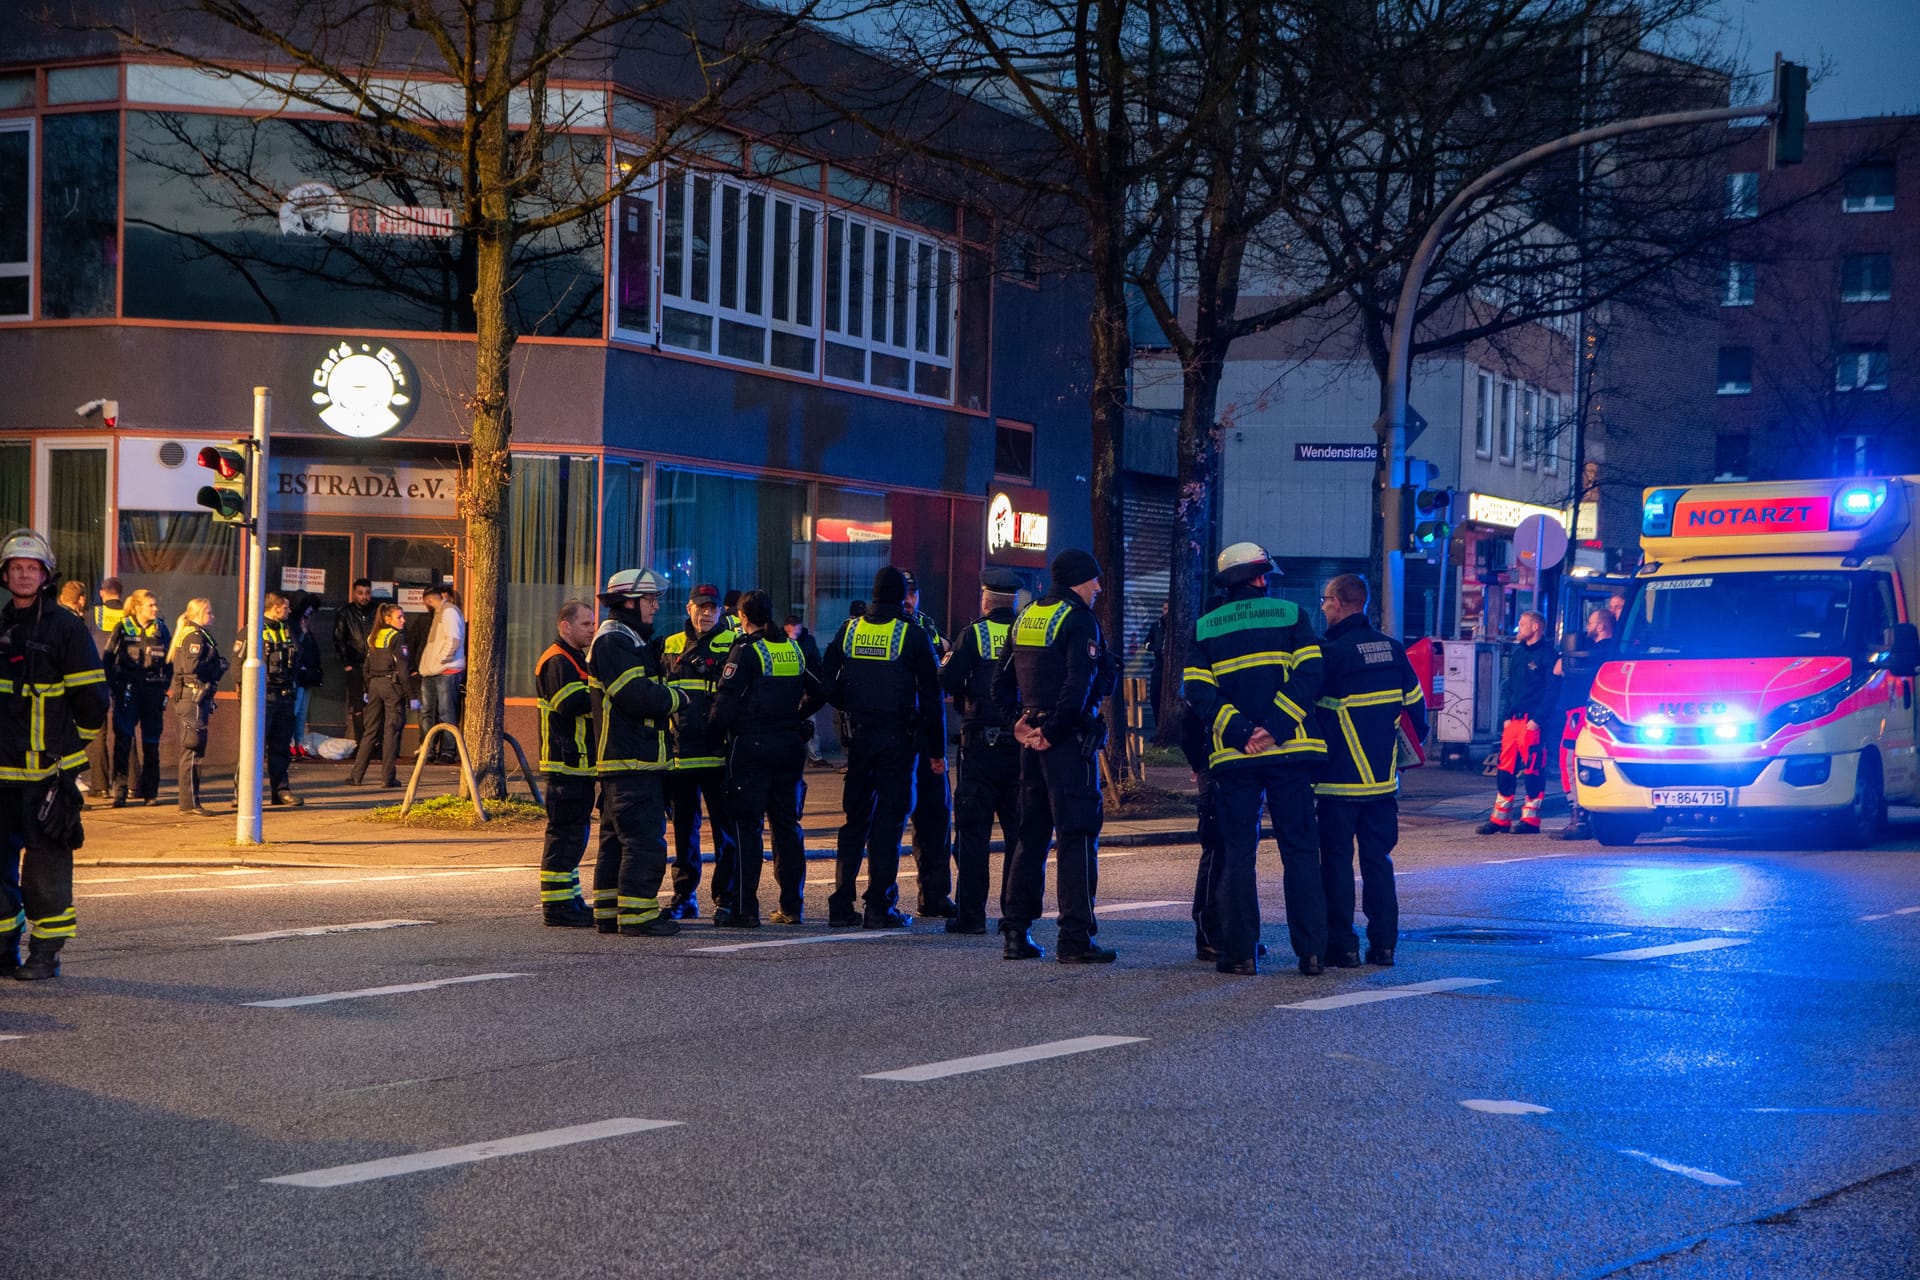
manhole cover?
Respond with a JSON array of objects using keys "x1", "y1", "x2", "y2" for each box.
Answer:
[{"x1": 1409, "y1": 927, "x2": 1555, "y2": 945}]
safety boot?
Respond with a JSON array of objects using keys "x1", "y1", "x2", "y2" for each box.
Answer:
[
  {"x1": 271, "y1": 789, "x2": 305, "y2": 807},
  {"x1": 543, "y1": 899, "x2": 595, "y2": 929},
  {"x1": 15, "y1": 939, "x2": 62, "y2": 981}
]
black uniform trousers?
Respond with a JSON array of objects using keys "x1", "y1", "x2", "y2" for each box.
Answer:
[
  {"x1": 1190, "y1": 771, "x2": 1225, "y2": 953},
  {"x1": 1212, "y1": 762, "x2": 1325, "y2": 964},
  {"x1": 953, "y1": 729, "x2": 1020, "y2": 927},
  {"x1": 724, "y1": 731, "x2": 808, "y2": 920},
  {"x1": 829, "y1": 726, "x2": 915, "y2": 917},
  {"x1": 1, "y1": 781, "x2": 76, "y2": 942},
  {"x1": 668, "y1": 767, "x2": 735, "y2": 909},
  {"x1": 1003, "y1": 734, "x2": 1102, "y2": 950},
  {"x1": 85, "y1": 710, "x2": 111, "y2": 800},
  {"x1": 1318, "y1": 795, "x2": 1400, "y2": 957},
  {"x1": 343, "y1": 666, "x2": 369, "y2": 746},
  {"x1": 266, "y1": 693, "x2": 296, "y2": 794},
  {"x1": 112, "y1": 684, "x2": 167, "y2": 801},
  {"x1": 910, "y1": 749, "x2": 953, "y2": 909},
  {"x1": 174, "y1": 693, "x2": 214, "y2": 811},
  {"x1": 541, "y1": 773, "x2": 595, "y2": 912},
  {"x1": 595, "y1": 771, "x2": 670, "y2": 925},
  {"x1": 349, "y1": 679, "x2": 404, "y2": 785}
]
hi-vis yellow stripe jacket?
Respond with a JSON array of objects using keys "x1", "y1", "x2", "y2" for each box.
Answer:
[
  {"x1": 1311, "y1": 612, "x2": 1428, "y2": 798},
  {"x1": 0, "y1": 595, "x2": 110, "y2": 784},
  {"x1": 1182, "y1": 587, "x2": 1325, "y2": 769}
]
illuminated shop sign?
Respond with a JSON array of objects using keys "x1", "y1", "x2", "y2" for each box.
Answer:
[
  {"x1": 310, "y1": 340, "x2": 420, "y2": 439},
  {"x1": 1466, "y1": 493, "x2": 1570, "y2": 532},
  {"x1": 987, "y1": 488, "x2": 1050, "y2": 567}
]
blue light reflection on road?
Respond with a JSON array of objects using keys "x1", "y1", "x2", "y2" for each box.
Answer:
[{"x1": 1614, "y1": 862, "x2": 1753, "y2": 915}]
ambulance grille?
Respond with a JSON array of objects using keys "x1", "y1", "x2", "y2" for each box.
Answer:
[{"x1": 1616, "y1": 762, "x2": 1768, "y2": 788}]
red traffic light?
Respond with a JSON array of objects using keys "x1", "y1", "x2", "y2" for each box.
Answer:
[{"x1": 197, "y1": 445, "x2": 244, "y2": 479}]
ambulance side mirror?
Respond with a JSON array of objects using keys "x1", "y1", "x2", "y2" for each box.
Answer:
[{"x1": 1880, "y1": 623, "x2": 1920, "y2": 678}]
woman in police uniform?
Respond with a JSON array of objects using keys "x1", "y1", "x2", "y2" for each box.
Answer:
[
  {"x1": 349, "y1": 603, "x2": 410, "y2": 788},
  {"x1": 103, "y1": 588, "x2": 171, "y2": 807},
  {"x1": 167, "y1": 598, "x2": 227, "y2": 817}
]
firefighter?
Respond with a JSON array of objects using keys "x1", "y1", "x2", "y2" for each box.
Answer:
[
  {"x1": 168, "y1": 597, "x2": 228, "y2": 816},
  {"x1": 901, "y1": 570, "x2": 956, "y2": 918},
  {"x1": 1183, "y1": 542, "x2": 1327, "y2": 976},
  {"x1": 103, "y1": 588, "x2": 171, "y2": 807},
  {"x1": 992, "y1": 549, "x2": 1120, "y2": 964},
  {"x1": 938, "y1": 567, "x2": 1024, "y2": 935},
  {"x1": 589, "y1": 569, "x2": 685, "y2": 937},
  {"x1": 0, "y1": 529, "x2": 108, "y2": 981},
  {"x1": 333, "y1": 578, "x2": 378, "y2": 745},
  {"x1": 262, "y1": 592, "x2": 304, "y2": 807},
  {"x1": 661, "y1": 583, "x2": 739, "y2": 922},
  {"x1": 1183, "y1": 703, "x2": 1230, "y2": 963},
  {"x1": 1556, "y1": 607, "x2": 1618, "y2": 841},
  {"x1": 711, "y1": 589, "x2": 825, "y2": 925},
  {"x1": 535, "y1": 599, "x2": 598, "y2": 927},
  {"x1": 821, "y1": 566, "x2": 943, "y2": 930},
  {"x1": 1313, "y1": 574, "x2": 1428, "y2": 968},
  {"x1": 347, "y1": 603, "x2": 409, "y2": 788},
  {"x1": 1478, "y1": 610, "x2": 1560, "y2": 836}
]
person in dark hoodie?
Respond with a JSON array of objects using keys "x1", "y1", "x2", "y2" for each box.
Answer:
[{"x1": 821, "y1": 566, "x2": 944, "y2": 930}]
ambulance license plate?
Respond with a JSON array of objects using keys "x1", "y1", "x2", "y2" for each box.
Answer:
[{"x1": 1651, "y1": 788, "x2": 1728, "y2": 807}]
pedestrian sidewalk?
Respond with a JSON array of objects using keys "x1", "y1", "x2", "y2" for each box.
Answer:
[{"x1": 75, "y1": 752, "x2": 1528, "y2": 869}]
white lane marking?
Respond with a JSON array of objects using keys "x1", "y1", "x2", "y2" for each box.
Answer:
[
  {"x1": 1280, "y1": 977, "x2": 1498, "y2": 1011},
  {"x1": 865, "y1": 1035, "x2": 1145, "y2": 1082},
  {"x1": 80, "y1": 868, "x2": 519, "y2": 900},
  {"x1": 0, "y1": 1035, "x2": 24, "y2": 1042},
  {"x1": 801, "y1": 850, "x2": 1148, "y2": 890},
  {"x1": 220, "y1": 920, "x2": 434, "y2": 943},
  {"x1": 1858, "y1": 905, "x2": 1920, "y2": 922},
  {"x1": 1482, "y1": 853, "x2": 1576, "y2": 865},
  {"x1": 1586, "y1": 938, "x2": 1749, "y2": 962},
  {"x1": 244, "y1": 972, "x2": 527, "y2": 1008},
  {"x1": 263, "y1": 1118, "x2": 681, "y2": 1187},
  {"x1": 75, "y1": 872, "x2": 201, "y2": 884},
  {"x1": 1461, "y1": 1099, "x2": 1552, "y2": 1115},
  {"x1": 1044, "y1": 898, "x2": 1186, "y2": 919},
  {"x1": 691, "y1": 932, "x2": 909, "y2": 955},
  {"x1": 1618, "y1": 1148, "x2": 1741, "y2": 1187}
]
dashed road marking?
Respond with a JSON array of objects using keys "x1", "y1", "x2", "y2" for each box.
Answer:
[
  {"x1": 864, "y1": 1035, "x2": 1146, "y2": 1082},
  {"x1": 1045, "y1": 898, "x2": 1186, "y2": 919},
  {"x1": 263, "y1": 1118, "x2": 681, "y2": 1187},
  {"x1": 1859, "y1": 905, "x2": 1920, "y2": 922},
  {"x1": 220, "y1": 919, "x2": 434, "y2": 943},
  {"x1": 81, "y1": 868, "x2": 520, "y2": 900},
  {"x1": 244, "y1": 972, "x2": 527, "y2": 1008},
  {"x1": 1461, "y1": 1099, "x2": 1552, "y2": 1115},
  {"x1": 1618, "y1": 1148, "x2": 1740, "y2": 1187},
  {"x1": 1585, "y1": 938, "x2": 1748, "y2": 962},
  {"x1": 1280, "y1": 977, "x2": 1498, "y2": 1011},
  {"x1": 692, "y1": 932, "x2": 909, "y2": 955}
]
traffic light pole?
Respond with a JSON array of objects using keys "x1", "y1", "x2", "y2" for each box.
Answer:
[
  {"x1": 1378, "y1": 96, "x2": 1788, "y2": 638},
  {"x1": 235, "y1": 387, "x2": 270, "y2": 846}
]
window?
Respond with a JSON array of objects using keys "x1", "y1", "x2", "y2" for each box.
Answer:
[
  {"x1": 507, "y1": 454, "x2": 598, "y2": 698},
  {"x1": 41, "y1": 112, "x2": 118, "y2": 319},
  {"x1": 1843, "y1": 161, "x2": 1895, "y2": 213},
  {"x1": 1714, "y1": 433, "x2": 1750, "y2": 481},
  {"x1": 1498, "y1": 381, "x2": 1517, "y2": 462},
  {"x1": 1834, "y1": 434, "x2": 1874, "y2": 476},
  {"x1": 1722, "y1": 261, "x2": 1755, "y2": 306},
  {"x1": 823, "y1": 209, "x2": 955, "y2": 401},
  {"x1": 1727, "y1": 171, "x2": 1758, "y2": 218},
  {"x1": 611, "y1": 157, "x2": 654, "y2": 339},
  {"x1": 1474, "y1": 371, "x2": 1493, "y2": 458},
  {"x1": 1520, "y1": 386, "x2": 1539, "y2": 469},
  {"x1": 1716, "y1": 346, "x2": 1753, "y2": 395},
  {"x1": 1541, "y1": 394, "x2": 1560, "y2": 475},
  {"x1": 1841, "y1": 253, "x2": 1892, "y2": 302},
  {"x1": 1002, "y1": 233, "x2": 1038, "y2": 286},
  {"x1": 0, "y1": 120, "x2": 29, "y2": 319},
  {"x1": 994, "y1": 420, "x2": 1035, "y2": 480},
  {"x1": 1835, "y1": 343, "x2": 1889, "y2": 392},
  {"x1": 657, "y1": 168, "x2": 820, "y2": 374}
]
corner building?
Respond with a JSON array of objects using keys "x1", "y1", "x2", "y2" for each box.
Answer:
[{"x1": 0, "y1": 27, "x2": 1093, "y2": 758}]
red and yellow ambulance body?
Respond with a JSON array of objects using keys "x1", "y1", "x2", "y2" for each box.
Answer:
[{"x1": 1573, "y1": 477, "x2": 1920, "y2": 846}]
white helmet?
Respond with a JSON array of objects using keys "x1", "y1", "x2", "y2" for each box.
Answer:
[
  {"x1": 1215, "y1": 540, "x2": 1275, "y2": 587},
  {"x1": 598, "y1": 567, "x2": 667, "y2": 603},
  {"x1": 0, "y1": 527, "x2": 55, "y2": 576}
]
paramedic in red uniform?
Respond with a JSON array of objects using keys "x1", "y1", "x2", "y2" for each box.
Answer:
[{"x1": 1478, "y1": 610, "x2": 1559, "y2": 836}]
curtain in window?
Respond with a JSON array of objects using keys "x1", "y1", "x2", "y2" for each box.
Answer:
[
  {"x1": 0, "y1": 443, "x2": 28, "y2": 529},
  {"x1": 49, "y1": 448, "x2": 107, "y2": 594},
  {"x1": 118, "y1": 511, "x2": 242, "y2": 643},
  {"x1": 507, "y1": 455, "x2": 598, "y2": 697},
  {"x1": 601, "y1": 459, "x2": 645, "y2": 580},
  {"x1": 651, "y1": 467, "x2": 806, "y2": 620}
]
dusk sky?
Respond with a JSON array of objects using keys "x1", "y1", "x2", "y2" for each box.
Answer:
[{"x1": 1720, "y1": 0, "x2": 1920, "y2": 119}]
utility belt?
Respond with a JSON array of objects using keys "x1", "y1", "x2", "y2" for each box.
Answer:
[
  {"x1": 173, "y1": 679, "x2": 212, "y2": 700},
  {"x1": 1020, "y1": 709, "x2": 1103, "y2": 760},
  {"x1": 964, "y1": 724, "x2": 1017, "y2": 748},
  {"x1": 844, "y1": 716, "x2": 911, "y2": 745}
]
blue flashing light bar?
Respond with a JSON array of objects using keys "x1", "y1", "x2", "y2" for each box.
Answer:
[
  {"x1": 1641, "y1": 488, "x2": 1685, "y2": 538},
  {"x1": 1833, "y1": 481, "x2": 1887, "y2": 529}
]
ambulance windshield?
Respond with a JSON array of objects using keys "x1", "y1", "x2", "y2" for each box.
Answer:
[{"x1": 1618, "y1": 572, "x2": 1862, "y2": 659}]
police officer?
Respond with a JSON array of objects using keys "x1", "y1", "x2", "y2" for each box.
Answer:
[
  {"x1": 87, "y1": 577, "x2": 123, "y2": 802},
  {"x1": 993, "y1": 549, "x2": 1119, "y2": 964},
  {"x1": 169, "y1": 597, "x2": 228, "y2": 817},
  {"x1": 261, "y1": 592, "x2": 304, "y2": 807},
  {"x1": 1314, "y1": 574, "x2": 1427, "y2": 968},
  {"x1": 822, "y1": 566, "x2": 943, "y2": 930},
  {"x1": 348, "y1": 603, "x2": 409, "y2": 788},
  {"x1": 900, "y1": 570, "x2": 957, "y2": 918},
  {"x1": 535, "y1": 599, "x2": 598, "y2": 927},
  {"x1": 1, "y1": 529, "x2": 108, "y2": 981},
  {"x1": 589, "y1": 569, "x2": 685, "y2": 938},
  {"x1": 1478, "y1": 609, "x2": 1559, "y2": 836},
  {"x1": 661, "y1": 583, "x2": 739, "y2": 922},
  {"x1": 938, "y1": 567, "x2": 1023, "y2": 936},
  {"x1": 712, "y1": 589, "x2": 825, "y2": 925},
  {"x1": 103, "y1": 588, "x2": 171, "y2": 807},
  {"x1": 333, "y1": 578, "x2": 378, "y2": 744},
  {"x1": 1183, "y1": 542, "x2": 1327, "y2": 976}
]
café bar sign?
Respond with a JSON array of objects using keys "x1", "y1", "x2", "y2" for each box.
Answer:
[
  {"x1": 270, "y1": 460, "x2": 458, "y2": 519},
  {"x1": 310, "y1": 340, "x2": 420, "y2": 439},
  {"x1": 987, "y1": 486, "x2": 1050, "y2": 568}
]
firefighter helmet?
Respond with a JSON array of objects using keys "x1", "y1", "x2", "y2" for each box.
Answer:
[
  {"x1": 1214, "y1": 541, "x2": 1276, "y2": 587},
  {"x1": 0, "y1": 527, "x2": 56, "y2": 576},
  {"x1": 598, "y1": 568, "x2": 667, "y2": 602}
]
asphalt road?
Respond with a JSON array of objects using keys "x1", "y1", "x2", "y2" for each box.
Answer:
[{"x1": 6, "y1": 817, "x2": 1919, "y2": 1279}]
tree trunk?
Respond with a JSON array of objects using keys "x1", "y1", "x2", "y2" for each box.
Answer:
[
  {"x1": 1087, "y1": 244, "x2": 1131, "y2": 785},
  {"x1": 1157, "y1": 354, "x2": 1225, "y2": 746}
]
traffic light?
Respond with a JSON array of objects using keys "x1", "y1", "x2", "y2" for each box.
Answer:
[
  {"x1": 195, "y1": 444, "x2": 250, "y2": 525},
  {"x1": 1772, "y1": 59, "x2": 1807, "y2": 168},
  {"x1": 1403, "y1": 459, "x2": 1452, "y2": 557}
]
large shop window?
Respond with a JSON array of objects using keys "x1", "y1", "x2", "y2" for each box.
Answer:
[
  {"x1": 40, "y1": 112, "x2": 118, "y2": 319},
  {"x1": 0, "y1": 121, "x2": 29, "y2": 318},
  {"x1": 123, "y1": 111, "x2": 602, "y2": 336},
  {"x1": 657, "y1": 168, "x2": 819, "y2": 375},
  {"x1": 601, "y1": 458, "x2": 648, "y2": 578},
  {"x1": 507, "y1": 454, "x2": 598, "y2": 698},
  {"x1": 117, "y1": 512, "x2": 242, "y2": 648},
  {"x1": 824, "y1": 211, "x2": 954, "y2": 401},
  {"x1": 651, "y1": 466, "x2": 809, "y2": 620},
  {"x1": 813, "y1": 486, "x2": 890, "y2": 632}
]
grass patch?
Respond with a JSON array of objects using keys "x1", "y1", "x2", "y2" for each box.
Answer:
[
  {"x1": 360, "y1": 795, "x2": 547, "y2": 828},
  {"x1": 1140, "y1": 744, "x2": 1186, "y2": 768},
  {"x1": 1111, "y1": 778, "x2": 1196, "y2": 820}
]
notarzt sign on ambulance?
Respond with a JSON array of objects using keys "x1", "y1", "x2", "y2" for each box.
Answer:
[{"x1": 1673, "y1": 496, "x2": 1828, "y2": 536}]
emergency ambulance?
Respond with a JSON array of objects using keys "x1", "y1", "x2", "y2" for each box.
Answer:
[{"x1": 1573, "y1": 476, "x2": 1920, "y2": 846}]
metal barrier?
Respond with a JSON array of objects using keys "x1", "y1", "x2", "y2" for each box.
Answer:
[{"x1": 399, "y1": 725, "x2": 545, "y2": 823}]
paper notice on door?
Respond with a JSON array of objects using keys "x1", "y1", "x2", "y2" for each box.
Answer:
[
  {"x1": 281, "y1": 566, "x2": 326, "y2": 594},
  {"x1": 397, "y1": 587, "x2": 426, "y2": 610}
]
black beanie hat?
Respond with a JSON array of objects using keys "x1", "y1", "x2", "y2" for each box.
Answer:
[
  {"x1": 1050, "y1": 549, "x2": 1101, "y2": 589},
  {"x1": 872, "y1": 565, "x2": 908, "y2": 605}
]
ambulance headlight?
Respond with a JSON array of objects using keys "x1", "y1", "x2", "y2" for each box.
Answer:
[
  {"x1": 1782, "y1": 685, "x2": 1846, "y2": 725},
  {"x1": 1641, "y1": 722, "x2": 1672, "y2": 744},
  {"x1": 1833, "y1": 482, "x2": 1886, "y2": 529},
  {"x1": 1585, "y1": 699, "x2": 1615, "y2": 727}
]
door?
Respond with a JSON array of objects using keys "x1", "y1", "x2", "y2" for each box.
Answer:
[
  {"x1": 37, "y1": 441, "x2": 110, "y2": 593},
  {"x1": 265, "y1": 532, "x2": 354, "y2": 737}
]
